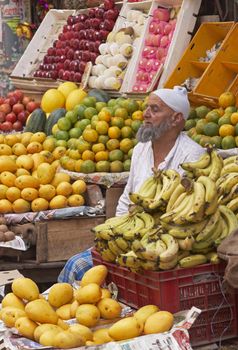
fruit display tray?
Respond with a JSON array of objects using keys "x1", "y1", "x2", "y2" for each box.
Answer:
[
  {"x1": 123, "y1": 0, "x2": 202, "y2": 93},
  {"x1": 92, "y1": 248, "x2": 238, "y2": 346},
  {"x1": 164, "y1": 22, "x2": 235, "y2": 105}
]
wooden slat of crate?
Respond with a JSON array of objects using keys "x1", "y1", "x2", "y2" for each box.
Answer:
[{"x1": 36, "y1": 216, "x2": 105, "y2": 263}]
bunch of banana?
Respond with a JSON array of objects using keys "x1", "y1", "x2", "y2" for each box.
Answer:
[
  {"x1": 181, "y1": 148, "x2": 223, "y2": 181},
  {"x1": 160, "y1": 175, "x2": 218, "y2": 225},
  {"x1": 129, "y1": 169, "x2": 181, "y2": 212}
]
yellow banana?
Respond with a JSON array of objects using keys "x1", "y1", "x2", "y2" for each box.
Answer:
[
  {"x1": 226, "y1": 196, "x2": 238, "y2": 212},
  {"x1": 221, "y1": 162, "x2": 238, "y2": 176},
  {"x1": 178, "y1": 237, "x2": 195, "y2": 251},
  {"x1": 197, "y1": 176, "x2": 218, "y2": 215},
  {"x1": 217, "y1": 173, "x2": 238, "y2": 195},
  {"x1": 159, "y1": 255, "x2": 178, "y2": 270},
  {"x1": 122, "y1": 216, "x2": 145, "y2": 240},
  {"x1": 179, "y1": 254, "x2": 207, "y2": 268},
  {"x1": 223, "y1": 155, "x2": 238, "y2": 165},
  {"x1": 185, "y1": 182, "x2": 206, "y2": 223},
  {"x1": 117, "y1": 251, "x2": 141, "y2": 269},
  {"x1": 162, "y1": 219, "x2": 208, "y2": 238},
  {"x1": 218, "y1": 205, "x2": 238, "y2": 238},
  {"x1": 178, "y1": 251, "x2": 190, "y2": 261},
  {"x1": 115, "y1": 235, "x2": 130, "y2": 251},
  {"x1": 206, "y1": 251, "x2": 220, "y2": 264},
  {"x1": 137, "y1": 176, "x2": 158, "y2": 197},
  {"x1": 196, "y1": 210, "x2": 220, "y2": 242},
  {"x1": 160, "y1": 193, "x2": 190, "y2": 224},
  {"x1": 140, "y1": 260, "x2": 158, "y2": 271},
  {"x1": 101, "y1": 248, "x2": 116, "y2": 262},
  {"x1": 159, "y1": 234, "x2": 179, "y2": 263},
  {"x1": 219, "y1": 182, "x2": 238, "y2": 205},
  {"x1": 181, "y1": 152, "x2": 211, "y2": 171},
  {"x1": 208, "y1": 150, "x2": 223, "y2": 182},
  {"x1": 108, "y1": 240, "x2": 124, "y2": 256},
  {"x1": 194, "y1": 162, "x2": 213, "y2": 177},
  {"x1": 166, "y1": 183, "x2": 185, "y2": 212}
]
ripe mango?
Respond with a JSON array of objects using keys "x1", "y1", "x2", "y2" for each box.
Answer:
[
  {"x1": 74, "y1": 283, "x2": 102, "y2": 304},
  {"x1": 56, "y1": 304, "x2": 71, "y2": 320},
  {"x1": 93, "y1": 328, "x2": 113, "y2": 345},
  {"x1": 101, "y1": 288, "x2": 111, "y2": 299},
  {"x1": 39, "y1": 329, "x2": 62, "y2": 346},
  {"x1": 134, "y1": 305, "x2": 159, "y2": 325},
  {"x1": 34, "y1": 324, "x2": 62, "y2": 343},
  {"x1": 80, "y1": 265, "x2": 108, "y2": 287},
  {"x1": 97, "y1": 298, "x2": 122, "y2": 320},
  {"x1": 12, "y1": 277, "x2": 39, "y2": 301},
  {"x1": 37, "y1": 163, "x2": 55, "y2": 184},
  {"x1": 48, "y1": 283, "x2": 73, "y2": 308},
  {"x1": 2, "y1": 293, "x2": 25, "y2": 310},
  {"x1": 144, "y1": 311, "x2": 174, "y2": 335},
  {"x1": 76, "y1": 304, "x2": 100, "y2": 327},
  {"x1": 25, "y1": 299, "x2": 58, "y2": 324},
  {"x1": 69, "y1": 324, "x2": 93, "y2": 342},
  {"x1": 109, "y1": 317, "x2": 142, "y2": 341},
  {"x1": 54, "y1": 330, "x2": 85, "y2": 349},
  {"x1": 15, "y1": 317, "x2": 38, "y2": 340},
  {"x1": 1, "y1": 307, "x2": 26, "y2": 327},
  {"x1": 70, "y1": 300, "x2": 79, "y2": 318},
  {"x1": 57, "y1": 318, "x2": 69, "y2": 330}
]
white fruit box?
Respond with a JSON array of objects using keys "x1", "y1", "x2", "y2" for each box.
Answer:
[
  {"x1": 11, "y1": 10, "x2": 75, "y2": 80},
  {"x1": 121, "y1": 0, "x2": 202, "y2": 93}
]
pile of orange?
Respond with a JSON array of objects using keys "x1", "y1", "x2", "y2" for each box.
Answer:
[
  {"x1": 52, "y1": 96, "x2": 145, "y2": 173},
  {"x1": 185, "y1": 92, "x2": 238, "y2": 149}
]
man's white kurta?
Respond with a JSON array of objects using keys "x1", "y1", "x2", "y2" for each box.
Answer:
[{"x1": 116, "y1": 132, "x2": 205, "y2": 216}]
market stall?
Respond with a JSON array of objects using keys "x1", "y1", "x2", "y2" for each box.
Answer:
[{"x1": 1, "y1": 0, "x2": 238, "y2": 348}]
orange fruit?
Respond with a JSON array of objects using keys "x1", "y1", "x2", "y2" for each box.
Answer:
[
  {"x1": 56, "y1": 182, "x2": 73, "y2": 197},
  {"x1": 82, "y1": 150, "x2": 95, "y2": 161},
  {"x1": 96, "y1": 121, "x2": 109, "y2": 135},
  {"x1": 6, "y1": 187, "x2": 21, "y2": 202},
  {"x1": 0, "y1": 199, "x2": 12, "y2": 213},
  {"x1": 108, "y1": 126, "x2": 121, "y2": 139},
  {"x1": 98, "y1": 109, "x2": 111, "y2": 123},
  {"x1": 124, "y1": 119, "x2": 133, "y2": 127},
  {"x1": 95, "y1": 151, "x2": 109, "y2": 162},
  {"x1": 219, "y1": 124, "x2": 235, "y2": 137},
  {"x1": 111, "y1": 117, "x2": 124, "y2": 129},
  {"x1": 67, "y1": 194, "x2": 85, "y2": 207},
  {"x1": 218, "y1": 92, "x2": 236, "y2": 108},
  {"x1": 31, "y1": 198, "x2": 49, "y2": 212},
  {"x1": 221, "y1": 135, "x2": 236, "y2": 149},
  {"x1": 60, "y1": 157, "x2": 76, "y2": 171},
  {"x1": 38, "y1": 184, "x2": 56, "y2": 201},
  {"x1": 114, "y1": 108, "x2": 128, "y2": 119},
  {"x1": 230, "y1": 112, "x2": 238, "y2": 125},
  {"x1": 68, "y1": 149, "x2": 81, "y2": 160},
  {"x1": 80, "y1": 160, "x2": 96, "y2": 173},
  {"x1": 0, "y1": 172, "x2": 16, "y2": 187},
  {"x1": 72, "y1": 180, "x2": 87, "y2": 195},
  {"x1": 98, "y1": 135, "x2": 109, "y2": 145},
  {"x1": 106, "y1": 139, "x2": 120, "y2": 151},
  {"x1": 120, "y1": 138, "x2": 134, "y2": 153},
  {"x1": 121, "y1": 126, "x2": 133, "y2": 138},
  {"x1": 74, "y1": 159, "x2": 84, "y2": 172},
  {"x1": 132, "y1": 110, "x2": 143, "y2": 121},
  {"x1": 83, "y1": 129, "x2": 98, "y2": 143},
  {"x1": 110, "y1": 160, "x2": 124, "y2": 172},
  {"x1": 12, "y1": 198, "x2": 31, "y2": 213},
  {"x1": 21, "y1": 188, "x2": 39, "y2": 202},
  {"x1": 92, "y1": 143, "x2": 105, "y2": 153}
]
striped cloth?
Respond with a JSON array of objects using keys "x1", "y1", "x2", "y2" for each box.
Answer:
[{"x1": 57, "y1": 248, "x2": 93, "y2": 285}]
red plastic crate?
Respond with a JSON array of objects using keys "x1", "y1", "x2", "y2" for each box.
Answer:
[{"x1": 92, "y1": 248, "x2": 238, "y2": 346}]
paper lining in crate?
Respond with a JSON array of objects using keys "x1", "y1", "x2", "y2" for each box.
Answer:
[
  {"x1": 1, "y1": 307, "x2": 201, "y2": 350},
  {"x1": 87, "y1": 1, "x2": 152, "y2": 92},
  {"x1": 121, "y1": 0, "x2": 202, "y2": 93}
]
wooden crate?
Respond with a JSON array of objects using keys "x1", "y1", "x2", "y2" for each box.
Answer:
[{"x1": 35, "y1": 216, "x2": 105, "y2": 263}]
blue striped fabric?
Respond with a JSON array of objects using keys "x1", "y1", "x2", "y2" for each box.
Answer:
[{"x1": 57, "y1": 248, "x2": 93, "y2": 284}]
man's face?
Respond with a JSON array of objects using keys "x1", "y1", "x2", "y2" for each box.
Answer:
[{"x1": 137, "y1": 94, "x2": 176, "y2": 143}]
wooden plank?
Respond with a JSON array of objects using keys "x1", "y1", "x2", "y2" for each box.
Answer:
[
  {"x1": 37, "y1": 216, "x2": 105, "y2": 263},
  {"x1": 36, "y1": 222, "x2": 48, "y2": 263}
]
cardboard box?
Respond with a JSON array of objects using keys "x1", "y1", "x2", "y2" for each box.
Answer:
[{"x1": 105, "y1": 186, "x2": 124, "y2": 218}]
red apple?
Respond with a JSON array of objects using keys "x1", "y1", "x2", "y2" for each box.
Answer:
[
  {"x1": 75, "y1": 14, "x2": 88, "y2": 22},
  {"x1": 63, "y1": 59, "x2": 71, "y2": 70},
  {"x1": 79, "y1": 61, "x2": 87, "y2": 73},
  {"x1": 95, "y1": 7, "x2": 105, "y2": 18},
  {"x1": 82, "y1": 51, "x2": 91, "y2": 61},
  {"x1": 91, "y1": 18, "x2": 101, "y2": 29},
  {"x1": 5, "y1": 112, "x2": 17, "y2": 123},
  {"x1": 51, "y1": 71, "x2": 58, "y2": 79},
  {"x1": 62, "y1": 70, "x2": 71, "y2": 80},
  {"x1": 12, "y1": 120, "x2": 23, "y2": 131},
  {"x1": 73, "y1": 22, "x2": 84, "y2": 31},
  {"x1": 69, "y1": 60, "x2": 79, "y2": 72},
  {"x1": 73, "y1": 72, "x2": 82, "y2": 82},
  {"x1": 90, "y1": 52, "x2": 97, "y2": 64},
  {"x1": 100, "y1": 29, "x2": 109, "y2": 40},
  {"x1": 104, "y1": 8, "x2": 119, "y2": 20},
  {"x1": 1, "y1": 121, "x2": 13, "y2": 132},
  {"x1": 66, "y1": 49, "x2": 74, "y2": 59},
  {"x1": 0, "y1": 103, "x2": 11, "y2": 114},
  {"x1": 0, "y1": 111, "x2": 5, "y2": 122},
  {"x1": 103, "y1": 19, "x2": 115, "y2": 31},
  {"x1": 12, "y1": 103, "x2": 24, "y2": 114},
  {"x1": 103, "y1": 0, "x2": 115, "y2": 10},
  {"x1": 84, "y1": 19, "x2": 91, "y2": 29},
  {"x1": 18, "y1": 110, "x2": 29, "y2": 123},
  {"x1": 67, "y1": 15, "x2": 75, "y2": 25}
]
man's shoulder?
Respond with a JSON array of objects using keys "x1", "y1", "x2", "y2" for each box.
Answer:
[{"x1": 133, "y1": 141, "x2": 151, "y2": 153}]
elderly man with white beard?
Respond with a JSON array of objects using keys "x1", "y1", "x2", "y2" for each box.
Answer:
[
  {"x1": 116, "y1": 86, "x2": 205, "y2": 216},
  {"x1": 58, "y1": 86, "x2": 205, "y2": 284}
]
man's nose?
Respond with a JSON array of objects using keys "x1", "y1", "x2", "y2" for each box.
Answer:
[{"x1": 143, "y1": 107, "x2": 151, "y2": 119}]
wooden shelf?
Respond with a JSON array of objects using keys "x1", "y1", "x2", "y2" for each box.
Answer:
[{"x1": 222, "y1": 61, "x2": 238, "y2": 73}]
